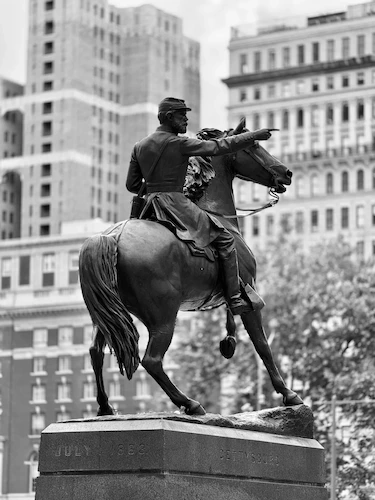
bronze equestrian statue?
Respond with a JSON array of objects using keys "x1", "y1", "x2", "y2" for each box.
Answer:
[{"x1": 79, "y1": 97, "x2": 303, "y2": 416}]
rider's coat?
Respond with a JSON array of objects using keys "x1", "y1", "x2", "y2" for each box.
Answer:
[{"x1": 126, "y1": 124, "x2": 255, "y2": 248}]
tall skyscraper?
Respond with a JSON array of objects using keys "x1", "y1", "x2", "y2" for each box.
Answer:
[
  {"x1": 0, "y1": 0, "x2": 200, "y2": 239},
  {"x1": 224, "y1": 1, "x2": 375, "y2": 258},
  {"x1": 0, "y1": 77, "x2": 24, "y2": 240}
]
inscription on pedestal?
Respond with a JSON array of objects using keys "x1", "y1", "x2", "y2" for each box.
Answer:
[{"x1": 220, "y1": 448, "x2": 280, "y2": 466}]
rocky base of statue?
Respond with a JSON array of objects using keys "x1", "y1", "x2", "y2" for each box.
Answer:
[{"x1": 36, "y1": 404, "x2": 327, "y2": 500}]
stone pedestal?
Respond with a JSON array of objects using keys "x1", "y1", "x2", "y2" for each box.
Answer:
[{"x1": 36, "y1": 406, "x2": 328, "y2": 500}]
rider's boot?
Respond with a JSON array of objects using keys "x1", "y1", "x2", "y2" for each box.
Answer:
[{"x1": 221, "y1": 249, "x2": 264, "y2": 315}]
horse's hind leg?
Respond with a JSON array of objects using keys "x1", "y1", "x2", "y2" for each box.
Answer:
[
  {"x1": 241, "y1": 310, "x2": 303, "y2": 406},
  {"x1": 89, "y1": 329, "x2": 116, "y2": 416},
  {"x1": 142, "y1": 320, "x2": 206, "y2": 415}
]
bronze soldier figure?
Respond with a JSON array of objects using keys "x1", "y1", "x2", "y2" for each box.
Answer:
[{"x1": 126, "y1": 97, "x2": 273, "y2": 315}]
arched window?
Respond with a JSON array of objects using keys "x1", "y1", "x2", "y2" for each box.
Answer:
[
  {"x1": 326, "y1": 172, "x2": 334, "y2": 194},
  {"x1": 310, "y1": 174, "x2": 319, "y2": 196},
  {"x1": 341, "y1": 171, "x2": 349, "y2": 192},
  {"x1": 296, "y1": 176, "x2": 304, "y2": 197},
  {"x1": 25, "y1": 451, "x2": 39, "y2": 493},
  {"x1": 357, "y1": 169, "x2": 364, "y2": 190}
]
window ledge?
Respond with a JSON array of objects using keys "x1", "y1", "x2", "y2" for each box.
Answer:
[
  {"x1": 133, "y1": 395, "x2": 152, "y2": 401},
  {"x1": 80, "y1": 397, "x2": 96, "y2": 403},
  {"x1": 54, "y1": 398, "x2": 73, "y2": 404},
  {"x1": 30, "y1": 371, "x2": 48, "y2": 376},
  {"x1": 29, "y1": 400, "x2": 47, "y2": 405},
  {"x1": 108, "y1": 395, "x2": 125, "y2": 401}
]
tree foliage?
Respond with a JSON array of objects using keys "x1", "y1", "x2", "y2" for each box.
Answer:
[{"x1": 172, "y1": 235, "x2": 375, "y2": 498}]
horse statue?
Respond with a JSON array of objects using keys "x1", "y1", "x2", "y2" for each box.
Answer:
[{"x1": 79, "y1": 118, "x2": 303, "y2": 416}]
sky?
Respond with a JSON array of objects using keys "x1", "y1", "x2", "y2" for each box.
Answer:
[{"x1": 0, "y1": 0, "x2": 360, "y2": 129}]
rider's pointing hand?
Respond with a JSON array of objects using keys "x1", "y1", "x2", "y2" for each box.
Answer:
[{"x1": 253, "y1": 128, "x2": 279, "y2": 141}]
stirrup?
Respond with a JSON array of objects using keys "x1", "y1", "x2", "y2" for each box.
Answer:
[{"x1": 243, "y1": 283, "x2": 266, "y2": 311}]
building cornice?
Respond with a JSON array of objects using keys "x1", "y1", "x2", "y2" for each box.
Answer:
[
  {"x1": 0, "y1": 304, "x2": 87, "y2": 319},
  {"x1": 222, "y1": 55, "x2": 375, "y2": 87}
]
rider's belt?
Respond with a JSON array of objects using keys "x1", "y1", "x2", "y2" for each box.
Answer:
[{"x1": 147, "y1": 183, "x2": 184, "y2": 193}]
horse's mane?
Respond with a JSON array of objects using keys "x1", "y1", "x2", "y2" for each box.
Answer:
[{"x1": 183, "y1": 128, "x2": 226, "y2": 202}]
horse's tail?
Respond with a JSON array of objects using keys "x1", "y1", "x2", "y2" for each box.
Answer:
[{"x1": 79, "y1": 233, "x2": 140, "y2": 380}]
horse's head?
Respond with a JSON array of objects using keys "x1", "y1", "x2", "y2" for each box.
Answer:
[{"x1": 228, "y1": 117, "x2": 292, "y2": 194}]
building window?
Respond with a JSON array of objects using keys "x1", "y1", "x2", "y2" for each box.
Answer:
[
  {"x1": 372, "y1": 204, "x2": 375, "y2": 226},
  {"x1": 327, "y1": 39, "x2": 335, "y2": 61},
  {"x1": 297, "y1": 108, "x2": 304, "y2": 128},
  {"x1": 31, "y1": 410, "x2": 45, "y2": 435},
  {"x1": 43, "y1": 81, "x2": 53, "y2": 91},
  {"x1": 239, "y1": 53, "x2": 248, "y2": 74},
  {"x1": 253, "y1": 113, "x2": 260, "y2": 130},
  {"x1": 109, "y1": 374, "x2": 122, "y2": 398},
  {"x1": 311, "y1": 105, "x2": 319, "y2": 127},
  {"x1": 282, "y1": 110, "x2": 289, "y2": 129},
  {"x1": 239, "y1": 89, "x2": 247, "y2": 102},
  {"x1": 341, "y1": 171, "x2": 349, "y2": 192},
  {"x1": 40, "y1": 204, "x2": 50, "y2": 218},
  {"x1": 296, "y1": 80, "x2": 305, "y2": 94},
  {"x1": 68, "y1": 251, "x2": 79, "y2": 284},
  {"x1": 82, "y1": 404, "x2": 96, "y2": 419},
  {"x1": 357, "y1": 35, "x2": 365, "y2": 57},
  {"x1": 83, "y1": 376, "x2": 96, "y2": 400},
  {"x1": 41, "y1": 164, "x2": 51, "y2": 177},
  {"x1": 44, "y1": 41, "x2": 54, "y2": 54},
  {"x1": 18, "y1": 255, "x2": 30, "y2": 286},
  {"x1": 311, "y1": 78, "x2": 319, "y2": 92},
  {"x1": 342, "y1": 75, "x2": 349, "y2": 87},
  {"x1": 310, "y1": 174, "x2": 319, "y2": 196},
  {"x1": 373, "y1": 168, "x2": 375, "y2": 189},
  {"x1": 45, "y1": 1, "x2": 54, "y2": 10},
  {"x1": 342, "y1": 103, "x2": 349, "y2": 122},
  {"x1": 136, "y1": 371, "x2": 150, "y2": 398},
  {"x1": 42, "y1": 102, "x2": 53, "y2": 114},
  {"x1": 266, "y1": 215, "x2": 274, "y2": 236},
  {"x1": 296, "y1": 176, "x2": 304, "y2": 197},
  {"x1": 326, "y1": 209, "x2": 334, "y2": 231},
  {"x1": 326, "y1": 104, "x2": 334, "y2": 125},
  {"x1": 57, "y1": 379, "x2": 72, "y2": 401},
  {"x1": 254, "y1": 51, "x2": 261, "y2": 71},
  {"x1": 282, "y1": 47, "x2": 290, "y2": 67},
  {"x1": 326, "y1": 173, "x2": 334, "y2": 194},
  {"x1": 56, "y1": 407, "x2": 71, "y2": 422},
  {"x1": 341, "y1": 207, "x2": 349, "y2": 229},
  {"x1": 32, "y1": 357, "x2": 46, "y2": 374},
  {"x1": 312, "y1": 42, "x2": 320, "y2": 62},
  {"x1": 1, "y1": 257, "x2": 11, "y2": 290},
  {"x1": 43, "y1": 61, "x2": 53, "y2": 75},
  {"x1": 42, "y1": 121, "x2": 52, "y2": 136},
  {"x1": 44, "y1": 21, "x2": 54, "y2": 34},
  {"x1": 342, "y1": 37, "x2": 350, "y2": 59},
  {"x1": 297, "y1": 45, "x2": 305, "y2": 65},
  {"x1": 282, "y1": 82, "x2": 290, "y2": 97},
  {"x1": 32, "y1": 381, "x2": 46, "y2": 403},
  {"x1": 356, "y1": 205, "x2": 365, "y2": 228},
  {"x1": 254, "y1": 88, "x2": 261, "y2": 100},
  {"x1": 33, "y1": 329, "x2": 48, "y2": 348},
  {"x1": 357, "y1": 170, "x2": 364, "y2": 191},
  {"x1": 26, "y1": 451, "x2": 39, "y2": 493},
  {"x1": 58, "y1": 327, "x2": 73, "y2": 347},
  {"x1": 42, "y1": 253, "x2": 55, "y2": 287},
  {"x1": 357, "y1": 99, "x2": 364, "y2": 120},
  {"x1": 83, "y1": 325, "x2": 93, "y2": 345},
  {"x1": 296, "y1": 211, "x2": 304, "y2": 233},
  {"x1": 267, "y1": 84, "x2": 275, "y2": 98},
  {"x1": 57, "y1": 356, "x2": 71, "y2": 373},
  {"x1": 357, "y1": 72, "x2": 365, "y2": 85},
  {"x1": 311, "y1": 210, "x2": 319, "y2": 232},
  {"x1": 268, "y1": 49, "x2": 275, "y2": 69},
  {"x1": 267, "y1": 111, "x2": 274, "y2": 128},
  {"x1": 252, "y1": 215, "x2": 260, "y2": 236}
]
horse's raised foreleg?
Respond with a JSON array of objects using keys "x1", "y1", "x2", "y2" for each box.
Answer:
[
  {"x1": 89, "y1": 330, "x2": 116, "y2": 416},
  {"x1": 142, "y1": 323, "x2": 206, "y2": 415},
  {"x1": 241, "y1": 310, "x2": 303, "y2": 406}
]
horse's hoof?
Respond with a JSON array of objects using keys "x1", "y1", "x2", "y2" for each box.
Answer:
[
  {"x1": 283, "y1": 391, "x2": 304, "y2": 406},
  {"x1": 97, "y1": 404, "x2": 117, "y2": 416},
  {"x1": 184, "y1": 401, "x2": 206, "y2": 416},
  {"x1": 219, "y1": 336, "x2": 236, "y2": 359}
]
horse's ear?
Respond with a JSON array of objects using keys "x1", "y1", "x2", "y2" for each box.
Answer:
[{"x1": 233, "y1": 116, "x2": 246, "y2": 135}]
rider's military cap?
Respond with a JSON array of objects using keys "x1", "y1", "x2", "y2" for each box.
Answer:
[{"x1": 158, "y1": 97, "x2": 191, "y2": 113}]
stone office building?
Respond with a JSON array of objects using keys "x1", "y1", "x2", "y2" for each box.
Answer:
[
  {"x1": 0, "y1": 0, "x2": 200, "y2": 240},
  {"x1": 224, "y1": 1, "x2": 375, "y2": 258}
]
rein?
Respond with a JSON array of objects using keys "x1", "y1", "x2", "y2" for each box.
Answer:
[{"x1": 206, "y1": 188, "x2": 279, "y2": 219}]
